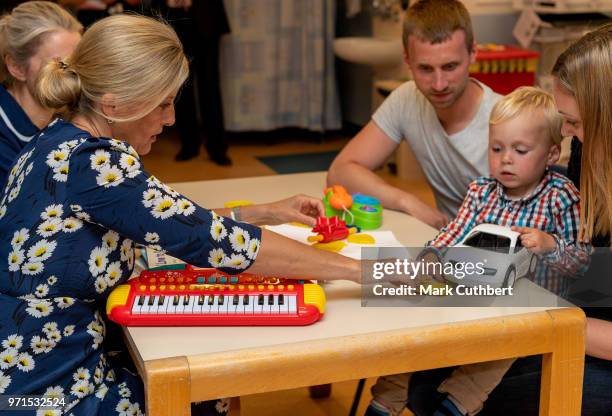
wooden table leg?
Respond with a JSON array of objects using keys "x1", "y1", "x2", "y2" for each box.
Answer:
[
  {"x1": 539, "y1": 308, "x2": 586, "y2": 416},
  {"x1": 144, "y1": 356, "x2": 191, "y2": 416},
  {"x1": 230, "y1": 397, "x2": 241, "y2": 415}
]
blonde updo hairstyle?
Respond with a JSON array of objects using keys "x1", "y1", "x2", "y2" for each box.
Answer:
[
  {"x1": 36, "y1": 14, "x2": 189, "y2": 123},
  {"x1": 0, "y1": 1, "x2": 82, "y2": 86}
]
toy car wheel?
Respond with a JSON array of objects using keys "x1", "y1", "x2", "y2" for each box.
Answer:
[{"x1": 503, "y1": 266, "x2": 516, "y2": 288}]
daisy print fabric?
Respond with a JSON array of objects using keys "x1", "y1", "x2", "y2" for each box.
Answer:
[{"x1": 0, "y1": 119, "x2": 258, "y2": 415}]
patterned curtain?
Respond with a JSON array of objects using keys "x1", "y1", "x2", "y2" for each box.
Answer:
[{"x1": 220, "y1": 0, "x2": 341, "y2": 132}]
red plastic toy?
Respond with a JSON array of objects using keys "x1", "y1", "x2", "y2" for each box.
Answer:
[{"x1": 308, "y1": 216, "x2": 357, "y2": 243}]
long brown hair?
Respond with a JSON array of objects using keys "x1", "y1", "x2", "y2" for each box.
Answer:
[{"x1": 553, "y1": 24, "x2": 612, "y2": 244}]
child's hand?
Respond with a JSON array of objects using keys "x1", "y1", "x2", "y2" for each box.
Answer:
[{"x1": 511, "y1": 226, "x2": 557, "y2": 255}]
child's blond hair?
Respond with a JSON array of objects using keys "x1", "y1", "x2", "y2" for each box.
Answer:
[{"x1": 490, "y1": 86, "x2": 563, "y2": 145}]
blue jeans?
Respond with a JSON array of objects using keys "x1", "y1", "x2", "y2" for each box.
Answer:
[{"x1": 408, "y1": 355, "x2": 612, "y2": 416}]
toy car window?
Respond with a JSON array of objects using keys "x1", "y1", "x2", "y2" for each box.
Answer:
[
  {"x1": 464, "y1": 232, "x2": 482, "y2": 247},
  {"x1": 495, "y1": 236, "x2": 511, "y2": 254},
  {"x1": 479, "y1": 233, "x2": 497, "y2": 249}
]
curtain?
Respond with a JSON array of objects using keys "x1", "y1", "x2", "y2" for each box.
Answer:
[{"x1": 220, "y1": 0, "x2": 341, "y2": 132}]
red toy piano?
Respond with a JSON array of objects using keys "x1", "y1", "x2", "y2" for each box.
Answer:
[{"x1": 106, "y1": 267, "x2": 326, "y2": 326}]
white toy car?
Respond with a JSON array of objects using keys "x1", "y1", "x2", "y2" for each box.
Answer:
[{"x1": 439, "y1": 224, "x2": 537, "y2": 288}]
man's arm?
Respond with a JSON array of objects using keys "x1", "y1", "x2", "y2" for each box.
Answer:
[
  {"x1": 586, "y1": 318, "x2": 612, "y2": 360},
  {"x1": 327, "y1": 121, "x2": 448, "y2": 229}
]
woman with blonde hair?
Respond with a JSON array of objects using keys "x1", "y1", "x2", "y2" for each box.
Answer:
[
  {"x1": 0, "y1": 13, "x2": 360, "y2": 415},
  {"x1": 0, "y1": 1, "x2": 82, "y2": 187},
  {"x1": 407, "y1": 23, "x2": 612, "y2": 416}
]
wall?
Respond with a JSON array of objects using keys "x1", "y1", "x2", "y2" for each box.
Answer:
[
  {"x1": 335, "y1": 1, "x2": 520, "y2": 126},
  {"x1": 335, "y1": 0, "x2": 374, "y2": 126}
]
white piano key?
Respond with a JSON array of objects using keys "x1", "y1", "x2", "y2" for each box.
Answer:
[
  {"x1": 245, "y1": 295, "x2": 255, "y2": 314},
  {"x1": 175, "y1": 295, "x2": 186, "y2": 314},
  {"x1": 235, "y1": 295, "x2": 245, "y2": 314},
  {"x1": 184, "y1": 295, "x2": 196, "y2": 314},
  {"x1": 288, "y1": 295, "x2": 297, "y2": 314},
  {"x1": 149, "y1": 295, "x2": 160, "y2": 314},
  {"x1": 166, "y1": 296, "x2": 178, "y2": 314},
  {"x1": 227, "y1": 296, "x2": 238, "y2": 314},
  {"x1": 253, "y1": 295, "x2": 264, "y2": 314},
  {"x1": 158, "y1": 296, "x2": 170, "y2": 314},
  {"x1": 210, "y1": 295, "x2": 219, "y2": 314},
  {"x1": 218, "y1": 295, "x2": 229, "y2": 314},
  {"x1": 192, "y1": 296, "x2": 205, "y2": 314},
  {"x1": 201, "y1": 295, "x2": 211, "y2": 314},
  {"x1": 262, "y1": 294, "x2": 274, "y2": 314},
  {"x1": 139, "y1": 295, "x2": 151, "y2": 314},
  {"x1": 279, "y1": 295, "x2": 289, "y2": 314},
  {"x1": 270, "y1": 295, "x2": 280, "y2": 314},
  {"x1": 131, "y1": 296, "x2": 142, "y2": 315}
]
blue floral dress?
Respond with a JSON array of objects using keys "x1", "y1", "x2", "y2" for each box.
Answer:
[{"x1": 0, "y1": 119, "x2": 261, "y2": 415}]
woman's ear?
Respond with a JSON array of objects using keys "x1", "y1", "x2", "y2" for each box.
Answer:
[
  {"x1": 547, "y1": 144, "x2": 561, "y2": 167},
  {"x1": 4, "y1": 54, "x2": 27, "y2": 82},
  {"x1": 100, "y1": 93, "x2": 117, "y2": 120}
]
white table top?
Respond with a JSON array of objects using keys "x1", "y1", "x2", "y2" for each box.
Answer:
[{"x1": 126, "y1": 172, "x2": 564, "y2": 362}]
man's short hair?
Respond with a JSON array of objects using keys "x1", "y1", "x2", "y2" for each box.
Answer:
[
  {"x1": 490, "y1": 86, "x2": 563, "y2": 145},
  {"x1": 402, "y1": 0, "x2": 474, "y2": 52}
]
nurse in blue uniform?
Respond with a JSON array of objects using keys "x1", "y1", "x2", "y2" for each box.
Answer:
[{"x1": 0, "y1": 1, "x2": 82, "y2": 186}]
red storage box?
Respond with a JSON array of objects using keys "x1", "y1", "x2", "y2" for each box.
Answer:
[{"x1": 470, "y1": 44, "x2": 540, "y2": 95}]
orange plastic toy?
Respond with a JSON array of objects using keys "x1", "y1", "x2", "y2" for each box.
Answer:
[{"x1": 324, "y1": 185, "x2": 353, "y2": 210}]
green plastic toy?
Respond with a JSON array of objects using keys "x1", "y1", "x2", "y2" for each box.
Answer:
[{"x1": 323, "y1": 186, "x2": 383, "y2": 230}]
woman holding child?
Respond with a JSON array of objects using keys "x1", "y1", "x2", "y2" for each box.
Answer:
[{"x1": 408, "y1": 23, "x2": 612, "y2": 416}]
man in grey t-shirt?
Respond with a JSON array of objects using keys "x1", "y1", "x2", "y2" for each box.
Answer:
[{"x1": 328, "y1": 0, "x2": 501, "y2": 231}]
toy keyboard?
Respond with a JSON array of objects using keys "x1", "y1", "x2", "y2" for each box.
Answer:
[{"x1": 106, "y1": 268, "x2": 326, "y2": 326}]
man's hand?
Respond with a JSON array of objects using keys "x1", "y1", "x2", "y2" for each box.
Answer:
[
  {"x1": 403, "y1": 196, "x2": 448, "y2": 229},
  {"x1": 511, "y1": 226, "x2": 556, "y2": 255}
]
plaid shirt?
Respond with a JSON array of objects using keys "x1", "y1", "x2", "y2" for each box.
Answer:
[{"x1": 428, "y1": 171, "x2": 589, "y2": 296}]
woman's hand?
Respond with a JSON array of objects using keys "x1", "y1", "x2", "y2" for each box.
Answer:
[{"x1": 263, "y1": 194, "x2": 325, "y2": 227}]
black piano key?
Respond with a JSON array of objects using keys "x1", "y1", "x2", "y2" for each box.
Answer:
[
  {"x1": 158, "y1": 295, "x2": 165, "y2": 305},
  {"x1": 278, "y1": 294, "x2": 284, "y2": 305},
  {"x1": 148, "y1": 296, "x2": 155, "y2": 306},
  {"x1": 173, "y1": 295, "x2": 179, "y2": 305},
  {"x1": 198, "y1": 295, "x2": 205, "y2": 305},
  {"x1": 183, "y1": 294, "x2": 190, "y2": 305},
  {"x1": 218, "y1": 295, "x2": 224, "y2": 305},
  {"x1": 268, "y1": 294, "x2": 274, "y2": 305},
  {"x1": 138, "y1": 296, "x2": 145, "y2": 306},
  {"x1": 258, "y1": 294, "x2": 264, "y2": 305},
  {"x1": 233, "y1": 295, "x2": 239, "y2": 305},
  {"x1": 243, "y1": 295, "x2": 249, "y2": 305},
  {"x1": 208, "y1": 296, "x2": 214, "y2": 305}
]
